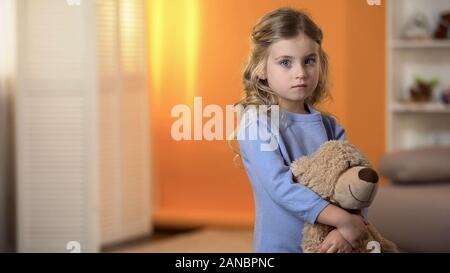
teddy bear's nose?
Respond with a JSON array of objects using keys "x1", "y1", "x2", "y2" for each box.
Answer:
[{"x1": 358, "y1": 168, "x2": 379, "y2": 183}]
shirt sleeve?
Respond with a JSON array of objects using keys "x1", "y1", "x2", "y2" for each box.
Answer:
[
  {"x1": 238, "y1": 115, "x2": 329, "y2": 224},
  {"x1": 330, "y1": 116, "x2": 347, "y2": 141}
]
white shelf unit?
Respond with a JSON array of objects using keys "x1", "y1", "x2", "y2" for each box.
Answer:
[
  {"x1": 16, "y1": 0, "x2": 151, "y2": 252},
  {"x1": 392, "y1": 39, "x2": 450, "y2": 49},
  {"x1": 387, "y1": 0, "x2": 450, "y2": 151}
]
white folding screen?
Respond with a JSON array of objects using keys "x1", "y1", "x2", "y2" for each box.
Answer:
[
  {"x1": 112, "y1": 0, "x2": 151, "y2": 245},
  {"x1": 16, "y1": 0, "x2": 151, "y2": 252},
  {"x1": 96, "y1": 0, "x2": 151, "y2": 247},
  {"x1": 0, "y1": 0, "x2": 17, "y2": 253},
  {"x1": 96, "y1": 0, "x2": 122, "y2": 246}
]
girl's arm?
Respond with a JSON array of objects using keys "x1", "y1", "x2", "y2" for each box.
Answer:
[
  {"x1": 238, "y1": 115, "x2": 329, "y2": 225},
  {"x1": 316, "y1": 204, "x2": 368, "y2": 248}
]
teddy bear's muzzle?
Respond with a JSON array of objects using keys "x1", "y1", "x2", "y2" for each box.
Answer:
[{"x1": 333, "y1": 166, "x2": 380, "y2": 210}]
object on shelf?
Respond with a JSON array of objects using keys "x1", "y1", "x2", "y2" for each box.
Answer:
[
  {"x1": 401, "y1": 12, "x2": 432, "y2": 40},
  {"x1": 409, "y1": 75, "x2": 439, "y2": 102},
  {"x1": 441, "y1": 88, "x2": 450, "y2": 105},
  {"x1": 434, "y1": 12, "x2": 450, "y2": 39}
]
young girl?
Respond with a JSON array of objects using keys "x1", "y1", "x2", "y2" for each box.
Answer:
[{"x1": 233, "y1": 7, "x2": 368, "y2": 253}]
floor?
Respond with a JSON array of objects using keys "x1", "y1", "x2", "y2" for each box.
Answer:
[{"x1": 103, "y1": 227, "x2": 254, "y2": 253}]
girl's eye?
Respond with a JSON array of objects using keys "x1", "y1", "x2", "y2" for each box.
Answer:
[
  {"x1": 279, "y1": 60, "x2": 291, "y2": 67},
  {"x1": 304, "y1": 57, "x2": 316, "y2": 65}
]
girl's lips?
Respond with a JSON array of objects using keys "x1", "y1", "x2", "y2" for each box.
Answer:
[{"x1": 292, "y1": 84, "x2": 307, "y2": 88}]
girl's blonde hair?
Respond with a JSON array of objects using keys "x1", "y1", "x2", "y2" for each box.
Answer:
[{"x1": 229, "y1": 7, "x2": 333, "y2": 167}]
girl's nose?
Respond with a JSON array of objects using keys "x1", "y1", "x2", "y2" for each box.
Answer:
[{"x1": 295, "y1": 65, "x2": 306, "y2": 79}]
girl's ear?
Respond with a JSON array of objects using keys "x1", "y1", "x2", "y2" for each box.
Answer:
[
  {"x1": 257, "y1": 63, "x2": 267, "y2": 80},
  {"x1": 258, "y1": 70, "x2": 267, "y2": 80}
]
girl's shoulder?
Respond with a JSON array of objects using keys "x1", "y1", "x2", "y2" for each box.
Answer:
[
  {"x1": 321, "y1": 113, "x2": 338, "y2": 126},
  {"x1": 320, "y1": 113, "x2": 346, "y2": 141},
  {"x1": 238, "y1": 107, "x2": 277, "y2": 131},
  {"x1": 236, "y1": 108, "x2": 281, "y2": 152}
]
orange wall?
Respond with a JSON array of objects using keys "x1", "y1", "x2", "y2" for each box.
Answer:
[{"x1": 145, "y1": 0, "x2": 386, "y2": 228}]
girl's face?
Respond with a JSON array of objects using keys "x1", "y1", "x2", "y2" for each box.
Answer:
[{"x1": 261, "y1": 33, "x2": 320, "y2": 113}]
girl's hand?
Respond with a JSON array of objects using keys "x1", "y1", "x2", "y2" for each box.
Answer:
[
  {"x1": 318, "y1": 229, "x2": 353, "y2": 253},
  {"x1": 336, "y1": 213, "x2": 368, "y2": 248}
]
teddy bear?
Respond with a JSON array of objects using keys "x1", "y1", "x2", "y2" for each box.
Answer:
[{"x1": 290, "y1": 140, "x2": 398, "y2": 253}]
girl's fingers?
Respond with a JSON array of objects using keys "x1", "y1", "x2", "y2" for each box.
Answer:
[
  {"x1": 326, "y1": 245, "x2": 338, "y2": 253},
  {"x1": 336, "y1": 246, "x2": 351, "y2": 253},
  {"x1": 319, "y1": 242, "x2": 330, "y2": 253}
]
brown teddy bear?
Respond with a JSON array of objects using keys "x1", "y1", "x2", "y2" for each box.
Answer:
[{"x1": 290, "y1": 140, "x2": 398, "y2": 253}]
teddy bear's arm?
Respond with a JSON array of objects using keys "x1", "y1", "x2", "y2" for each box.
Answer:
[
  {"x1": 380, "y1": 237, "x2": 399, "y2": 253},
  {"x1": 365, "y1": 222, "x2": 399, "y2": 253}
]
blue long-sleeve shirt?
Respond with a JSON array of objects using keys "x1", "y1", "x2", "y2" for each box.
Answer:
[{"x1": 238, "y1": 103, "x2": 348, "y2": 253}]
